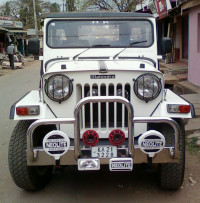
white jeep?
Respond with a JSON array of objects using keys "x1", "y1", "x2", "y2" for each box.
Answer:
[{"x1": 9, "y1": 12, "x2": 194, "y2": 191}]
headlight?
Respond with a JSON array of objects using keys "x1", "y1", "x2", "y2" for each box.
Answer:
[
  {"x1": 134, "y1": 74, "x2": 162, "y2": 101},
  {"x1": 45, "y1": 74, "x2": 73, "y2": 102}
]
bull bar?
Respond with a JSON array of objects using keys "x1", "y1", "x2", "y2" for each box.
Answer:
[{"x1": 27, "y1": 96, "x2": 181, "y2": 163}]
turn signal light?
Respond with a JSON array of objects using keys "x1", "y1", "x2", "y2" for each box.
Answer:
[
  {"x1": 16, "y1": 106, "x2": 40, "y2": 116},
  {"x1": 179, "y1": 105, "x2": 190, "y2": 113},
  {"x1": 16, "y1": 107, "x2": 28, "y2": 115},
  {"x1": 167, "y1": 104, "x2": 190, "y2": 113},
  {"x1": 109, "y1": 129, "x2": 125, "y2": 146},
  {"x1": 82, "y1": 130, "x2": 99, "y2": 146}
]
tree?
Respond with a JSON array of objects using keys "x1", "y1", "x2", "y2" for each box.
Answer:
[
  {"x1": 42, "y1": 1, "x2": 60, "y2": 13},
  {"x1": 50, "y1": 3, "x2": 60, "y2": 12},
  {"x1": 82, "y1": 0, "x2": 140, "y2": 12},
  {"x1": 66, "y1": 0, "x2": 76, "y2": 11},
  {"x1": 19, "y1": 0, "x2": 42, "y2": 29},
  {"x1": 0, "y1": 1, "x2": 21, "y2": 20},
  {"x1": 41, "y1": 1, "x2": 51, "y2": 13},
  {"x1": 0, "y1": 0, "x2": 61, "y2": 30},
  {"x1": 3, "y1": 2, "x2": 11, "y2": 16}
]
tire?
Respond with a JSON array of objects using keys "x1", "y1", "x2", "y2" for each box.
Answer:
[
  {"x1": 159, "y1": 119, "x2": 185, "y2": 190},
  {"x1": 8, "y1": 120, "x2": 53, "y2": 191}
]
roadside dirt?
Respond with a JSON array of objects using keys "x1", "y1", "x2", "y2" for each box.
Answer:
[
  {"x1": 182, "y1": 151, "x2": 200, "y2": 201},
  {"x1": 0, "y1": 58, "x2": 37, "y2": 77}
]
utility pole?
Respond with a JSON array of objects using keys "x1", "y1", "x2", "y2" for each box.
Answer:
[
  {"x1": 33, "y1": 0, "x2": 38, "y2": 38},
  {"x1": 63, "y1": 0, "x2": 65, "y2": 12}
]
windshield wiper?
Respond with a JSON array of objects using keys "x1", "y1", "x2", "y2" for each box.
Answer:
[
  {"x1": 92, "y1": 44, "x2": 110, "y2": 47},
  {"x1": 113, "y1": 40, "x2": 156, "y2": 67},
  {"x1": 73, "y1": 45, "x2": 110, "y2": 60},
  {"x1": 73, "y1": 48, "x2": 90, "y2": 60},
  {"x1": 130, "y1": 40, "x2": 147, "y2": 46},
  {"x1": 113, "y1": 40, "x2": 147, "y2": 59}
]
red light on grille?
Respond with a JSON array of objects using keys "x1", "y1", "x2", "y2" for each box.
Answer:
[
  {"x1": 179, "y1": 105, "x2": 190, "y2": 113},
  {"x1": 16, "y1": 107, "x2": 28, "y2": 115},
  {"x1": 82, "y1": 130, "x2": 99, "y2": 146},
  {"x1": 109, "y1": 129, "x2": 125, "y2": 146}
]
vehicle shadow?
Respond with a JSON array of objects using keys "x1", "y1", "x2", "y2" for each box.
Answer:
[{"x1": 29, "y1": 165, "x2": 180, "y2": 203}]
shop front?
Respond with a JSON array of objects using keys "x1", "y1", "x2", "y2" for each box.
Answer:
[
  {"x1": 182, "y1": 1, "x2": 200, "y2": 86},
  {"x1": 0, "y1": 17, "x2": 27, "y2": 55}
]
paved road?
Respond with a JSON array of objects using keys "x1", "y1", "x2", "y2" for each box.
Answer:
[{"x1": 0, "y1": 61, "x2": 200, "y2": 203}]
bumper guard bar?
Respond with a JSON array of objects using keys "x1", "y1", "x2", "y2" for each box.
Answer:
[{"x1": 27, "y1": 96, "x2": 180, "y2": 162}]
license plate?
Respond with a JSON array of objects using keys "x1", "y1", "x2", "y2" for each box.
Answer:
[
  {"x1": 109, "y1": 158, "x2": 133, "y2": 171},
  {"x1": 92, "y1": 146, "x2": 117, "y2": 158}
]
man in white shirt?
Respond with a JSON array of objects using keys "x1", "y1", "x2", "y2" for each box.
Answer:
[{"x1": 7, "y1": 43, "x2": 15, "y2": 70}]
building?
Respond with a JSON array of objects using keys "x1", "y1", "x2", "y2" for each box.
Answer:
[
  {"x1": 135, "y1": 0, "x2": 200, "y2": 86},
  {"x1": 0, "y1": 16, "x2": 27, "y2": 55},
  {"x1": 182, "y1": 0, "x2": 200, "y2": 86}
]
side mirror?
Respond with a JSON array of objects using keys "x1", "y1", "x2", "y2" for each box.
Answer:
[
  {"x1": 161, "y1": 37, "x2": 172, "y2": 54},
  {"x1": 28, "y1": 38, "x2": 40, "y2": 55}
]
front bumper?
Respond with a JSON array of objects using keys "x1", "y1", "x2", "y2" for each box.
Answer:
[{"x1": 27, "y1": 96, "x2": 181, "y2": 166}]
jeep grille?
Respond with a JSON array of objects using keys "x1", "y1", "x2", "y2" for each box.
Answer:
[{"x1": 79, "y1": 83, "x2": 131, "y2": 130}]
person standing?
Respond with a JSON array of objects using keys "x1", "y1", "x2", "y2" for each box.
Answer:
[{"x1": 7, "y1": 43, "x2": 15, "y2": 70}]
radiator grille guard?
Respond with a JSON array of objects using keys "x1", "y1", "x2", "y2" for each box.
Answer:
[
  {"x1": 79, "y1": 83, "x2": 131, "y2": 131},
  {"x1": 77, "y1": 83, "x2": 174, "y2": 146}
]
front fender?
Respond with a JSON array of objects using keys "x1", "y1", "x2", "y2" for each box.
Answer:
[
  {"x1": 10, "y1": 90, "x2": 56, "y2": 120},
  {"x1": 151, "y1": 89, "x2": 195, "y2": 118}
]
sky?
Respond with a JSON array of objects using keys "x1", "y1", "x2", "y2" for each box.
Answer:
[{"x1": 1, "y1": 0, "x2": 64, "y2": 5}]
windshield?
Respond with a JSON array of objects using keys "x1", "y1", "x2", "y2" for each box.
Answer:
[{"x1": 47, "y1": 20, "x2": 153, "y2": 48}]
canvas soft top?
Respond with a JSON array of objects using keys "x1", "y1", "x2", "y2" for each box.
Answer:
[{"x1": 44, "y1": 12, "x2": 154, "y2": 19}]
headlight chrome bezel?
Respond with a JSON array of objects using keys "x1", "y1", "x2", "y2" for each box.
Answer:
[
  {"x1": 134, "y1": 73, "x2": 162, "y2": 101},
  {"x1": 45, "y1": 74, "x2": 73, "y2": 102}
]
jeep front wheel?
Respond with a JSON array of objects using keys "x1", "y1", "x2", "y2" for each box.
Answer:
[
  {"x1": 8, "y1": 120, "x2": 53, "y2": 191},
  {"x1": 159, "y1": 119, "x2": 185, "y2": 190}
]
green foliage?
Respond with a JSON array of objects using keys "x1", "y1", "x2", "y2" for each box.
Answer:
[
  {"x1": 0, "y1": 1, "x2": 20, "y2": 20},
  {"x1": 75, "y1": 0, "x2": 85, "y2": 11},
  {"x1": 66, "y1": 0, "x2": 76, "y2": 11},
  {"x1": 4, "y1": 2, "x2": 11, "y2": 16},
  {"x1": 50, "y1": 3, "x2": 60, "y2": 12},
  {"x1": 19, "y1": 0, "x2": 35, "y2": 29},
  {"x1": 0, "y1": 0, "x2": 60, "y2": 29},
  {"x1": 186, "y1": 137, "x2": 199, "y2": 154},
  {"x1": 1, "y1": 0, "x2": 140, "y2": 29}
]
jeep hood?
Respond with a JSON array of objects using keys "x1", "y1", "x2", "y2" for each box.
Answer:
[
  {"x1": 45, "y1": 59, "x2": 159, "y2": 74},
  {"x1": 43, "y1": 47, "x2": 158, "y2": 69}
]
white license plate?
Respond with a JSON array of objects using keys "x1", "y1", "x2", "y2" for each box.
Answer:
[{"x1": 92, "y1": 146, "x2": 117, "y2": 158}]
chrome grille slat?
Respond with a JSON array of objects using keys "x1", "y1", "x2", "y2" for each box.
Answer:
[
  {"x1": 90, "y1": 87, "x2": 93, "y2": 128},
  {"x1": 82, "y1": 85, "x2": 85, "y2": 129},
  {"x1": 121, "y1": 84, "x2": 124, "y2": 128},
  {"x1": 98, "y1": 84, "x2": 101, "y2": 129},
  {"x1": 114, "y1": 85, "x2": 117, "y2": 128},
  {"x1": 106, "y1": 85, "x2": 109, "y2": 128}
]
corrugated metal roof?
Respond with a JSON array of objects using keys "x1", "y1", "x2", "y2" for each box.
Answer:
[
  {"x1": 8, "y1": 30, "x2": 27, "y2": 33},
  {"x1": 182, "y1": 0, "x2": 200, "y2": 11},
  {"x1": 0, "y1": 26, "x2": 9, "y2": 32}
]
